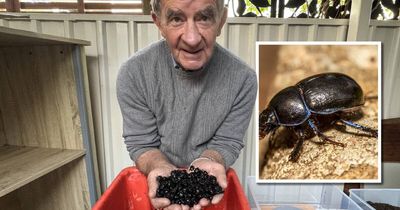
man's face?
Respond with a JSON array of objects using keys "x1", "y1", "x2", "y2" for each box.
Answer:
[{"x1": 152, "y1": 0, "x2": 227, "y2": 71}]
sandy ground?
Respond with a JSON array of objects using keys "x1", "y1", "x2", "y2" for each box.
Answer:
[{"x1": 259, "y1": 45, "x2": 379, "y2": 180}]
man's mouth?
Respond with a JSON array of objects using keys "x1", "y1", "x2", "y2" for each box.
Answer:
[{"x1": 182, "y1": 49, "x2": 202, "y2": 54}]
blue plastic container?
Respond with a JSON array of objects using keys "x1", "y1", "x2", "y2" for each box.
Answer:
[
  {"x1": 349, "y1": 189, "x2": 400, "y2": 210},
  {"x1": 247, "y1": 176, "x2": 362, "y2": 210}
]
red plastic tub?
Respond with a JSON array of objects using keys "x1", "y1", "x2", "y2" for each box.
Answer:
[{"x1": 93, "y1": 167, "x2": 250, "y2": 210}]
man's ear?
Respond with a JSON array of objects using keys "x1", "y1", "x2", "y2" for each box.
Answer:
[
  {"x1": 152, "y1": 12, "x2": 166, "y2": 37},
  {"x1": 217, "y1": 7, "x2": 227, "y2": 36}
]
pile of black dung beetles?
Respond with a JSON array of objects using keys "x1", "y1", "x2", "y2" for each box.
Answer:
[
  {"x1": 156, "y1": 166, "x2": 224, "y2": 207},
  {"x1": 367, "y1": 201, "x2": 400, "y2": 210}
]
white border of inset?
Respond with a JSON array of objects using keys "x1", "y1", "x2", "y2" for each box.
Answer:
[{"x1": 255, "y1": 41, "x2": 382, "y2": 183}]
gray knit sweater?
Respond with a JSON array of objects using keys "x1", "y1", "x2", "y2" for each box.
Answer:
[{"x1": 116, "y1": 40, "x2": 257, "y2": 167}]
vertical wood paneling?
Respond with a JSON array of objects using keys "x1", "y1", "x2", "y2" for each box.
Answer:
[
  {"x1": 316, "y1": 25, "x2": 348, "y2": 41},
  {"x1": 369, "y1": 26, "x2": 376, "y2": 40},
  {"x1": 317, "y1": 26, "x2": 340, "y2": 40},
  {"x1": 372, "y1": 26, "x2": 399, "y2": 118},
  {"x1": 249, "y1": 24, "x2": 258, "y2": 67},
  {"x1": 287, "y1": 25, "x2": 310, "y2": 41},
  {"x1": 127, "y1": 21, "x2": 137, "y2": 55},
  {"x1": 336, "y1": 25, "x2": 348, "y2": 40},
  {"x1": 227, "y1": 23, "x2": 257, "y2": 183},
  {"x1": 103, "y1": 22, "x2": 132, "y2": 185},
  {"x1": 216, "y1": 24, "x2": 228, "y2": 48},
  {"x1": 308, "y1": 25, "x2": 318, "y2": 41},
  {"x1": 385, "y1": 28, "x2": 400, "y2": 118},
  {"x1": 278, "y1": 24, "x2": 289, "y2": 41},
  {"x1": 98, "y1": 21, "x2": 116, "y2": 187},
  {"x1": 237, "y1": 112, "x2": 257, "y2": 186},
  {"x1": 0, "y1": 19, "x2": 9, "y2": 27},
  {"x1": 94, "y1": 20, "x2": 110, "y2": 191},
  {"x1": 258, "y1": 24, "x2": 284, "y2": 41},
  {"x1": 63, "y1": 20, "x2": 74, "y2": 38},
  {"x1": 228, "y1": 24, "x2": 256, "y2": 67},
  {"x1": 39, "y1": 21, "x2": 66, "y2": 37},
  {"x1": 136, "y1": 23, "x2": 161, "y2": 50},
  {"x1": 30, "y1": 20, "x2": 41, "y2": 33},
  {"x1": 7, "y1": 20, "x2": 30, "y2": 31}
]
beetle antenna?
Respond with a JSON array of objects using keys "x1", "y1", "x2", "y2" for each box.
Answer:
[
  {"x1": 364, "y1": 90, "x2": 378, "y2": 100},
  {"x1": 365, "y1": 95, "x2": 378, "y2": 100},
  {"x1": 339, "y1": 119, "x2": 378, "y2": 138}
]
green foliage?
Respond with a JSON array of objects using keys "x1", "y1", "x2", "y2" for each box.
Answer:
[
  {"x1": 382, "y1": 7, "x2": 393, "y2": 19},
  {"x1": 244, "y1": 0, "x2": 271, "y2": 16},
  {"x1": 240, "y1": 0, "x2": 395, "y2": 19},
  {"x1": 300, "y1": 2, "x2": 308, "y2": 13}
]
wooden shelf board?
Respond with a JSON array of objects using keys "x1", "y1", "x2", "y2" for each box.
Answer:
[
  {"x1": 0, "y1": 26, "x2": 90, "y2": 46},
  {"x1": 0, "y1": 145, "x2": 85, "y2": 197}
]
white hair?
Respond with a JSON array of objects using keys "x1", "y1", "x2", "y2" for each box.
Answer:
[{"x1": 151, "y1": 0, "x2": 226, "y2": 16}]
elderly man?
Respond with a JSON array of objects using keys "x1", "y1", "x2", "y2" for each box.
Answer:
[{"x1": 116, "y1": 0, "x2": 257, "y2": 209}]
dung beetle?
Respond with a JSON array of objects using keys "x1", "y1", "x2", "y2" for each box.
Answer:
[{"x1": 259, "y1": 72, "x2": 378, "y2": 161}]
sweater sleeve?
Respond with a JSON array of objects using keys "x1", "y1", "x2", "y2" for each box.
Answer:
[
  {"x1": 116, "y1": 61, "x2": 160, "y2": 162},
  {"x1": 206, "y1": 71, "x2": 258, "y2": 167}
]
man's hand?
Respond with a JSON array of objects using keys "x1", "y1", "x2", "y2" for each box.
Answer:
[
  {"x1": 135, "y1": 150, "x2": 177, "y2": 209},
  {"x1": 136, "y1": 149, "x2": 227, "y2": 210},
  {"x1": 147, "y1": 164, "x2": 176, "y2": 209},
  {"x1": 148, "y1": 165, "x2": 202, "y2": 210},
  {"x1": 189, "y1": 157, "x2": 227, "y2": 210},
  {"x1": 136, "y1": 150, "x2": 195, "y2": 210}
]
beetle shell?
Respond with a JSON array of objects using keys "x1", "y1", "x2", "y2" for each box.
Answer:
[
  {"x1": 268, "y1": 86, "x2": 310, "y2": 126},
  {"x1": 296, "y1": 73, "x2": 365, "y2": 114},
  {"x1": 266, "y1": 73, "x2": 364, "y2": 127}
]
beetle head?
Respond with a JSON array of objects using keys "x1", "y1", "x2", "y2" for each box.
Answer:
[{"x1": 259, "y1": 107, "x2": 278, "y2": 139}]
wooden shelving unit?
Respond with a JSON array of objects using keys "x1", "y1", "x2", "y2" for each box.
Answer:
[
  {"x1": 0, "y1": 146, "x2": 85, "y2": 197},
  {"x1": 0, "y1": 26, "x2": 97, "y2": 209}
]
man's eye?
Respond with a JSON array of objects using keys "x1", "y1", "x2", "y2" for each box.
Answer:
[
  {"x1": 200, "y1": 16, "x2": 209, "y2": 21},
  {"x1": 171, "y1": 16, "x2": 183, "y2": 23},
  {"x1": 198, "y1": 15, "x2": 212, "y2": 22}
]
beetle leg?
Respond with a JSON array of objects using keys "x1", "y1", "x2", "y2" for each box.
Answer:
[
  {"x1": 308, "y1": 119, "x2": 345, "y2": 147},
  {"x1": 266, "y1": 127, "x2": 281, "y2": 151},
  {"x1": 259, "y1": 127, "x2": 267, "y2": 139},
  {"x1": 339, "y1": 119, "x2": 378, "y2": 138},
  {"x1": 269, "y1": 127, "x2": 277, "y2": 140},
  {"x1": 312, "y1": 117, "x2": 334, "y2": 139},
  {"x1": 289, "y1": 127, "x2": 305, "y2": 161}
]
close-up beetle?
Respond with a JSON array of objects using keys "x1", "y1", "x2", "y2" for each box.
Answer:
[{"x1": 259, "y1": 72, "x2": 378, "y2": 162}]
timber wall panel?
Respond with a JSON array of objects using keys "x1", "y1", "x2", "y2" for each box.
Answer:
[{"x1": 370, "y1": 23, "x2": 400, "y2": 118}]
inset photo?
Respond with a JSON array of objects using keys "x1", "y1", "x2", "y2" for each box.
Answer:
[{"x1": 256, "y1": 42, "x2": 381, "y2": 183}]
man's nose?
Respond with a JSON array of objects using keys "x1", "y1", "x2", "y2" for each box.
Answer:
[{"x1": 182, "y1": 20, "x2": 201, "y2": 47}]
